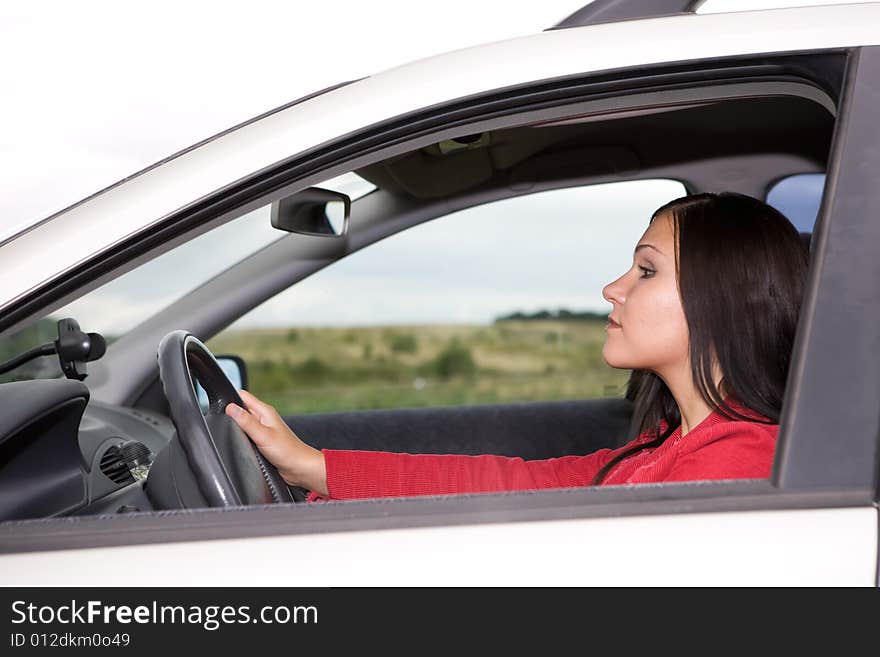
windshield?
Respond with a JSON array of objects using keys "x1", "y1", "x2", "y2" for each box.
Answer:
[{"x1": 0, "y1": 172, "x2": 376, "y2": 383}]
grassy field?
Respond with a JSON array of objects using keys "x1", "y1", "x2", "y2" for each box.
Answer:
[{"x1": 207, "y1": 319, "x2": 628, "y2": 415}]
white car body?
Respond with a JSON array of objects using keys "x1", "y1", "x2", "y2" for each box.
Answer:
[
  {"x1": 1, "y1": 2, "x2": 878, "y2": 585},
  {"x1": 0, "y1": 508, "x2": 874, "y2": 586}
]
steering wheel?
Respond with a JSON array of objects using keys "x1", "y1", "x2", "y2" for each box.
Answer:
[{"x1": 157, "y1": 330, "x2": 305, "y2": 506}]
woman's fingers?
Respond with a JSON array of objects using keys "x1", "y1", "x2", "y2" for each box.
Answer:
[
  {"x1": 225, "y1": 403, "x2": 273, "y2": 446},
  {"x1": 237, "y1": 389, "x2": 282, "y2": 427},
  {"x1": 224, "y1": 399, "x2": 322, "y2": 491}
]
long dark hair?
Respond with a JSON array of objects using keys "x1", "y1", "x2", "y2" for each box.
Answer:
[{"x1": 592, "y1": 192, "x2": 809, "y2": 485}]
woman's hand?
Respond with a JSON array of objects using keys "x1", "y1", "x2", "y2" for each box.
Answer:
[{"x1": 225, "y1": 389, "x2": 328, "y2": 497}]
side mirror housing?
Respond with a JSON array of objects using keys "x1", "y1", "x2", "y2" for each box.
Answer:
[
  {"x1": 215, "y1": 355, "x2": 248, "y2": 391},
  {"x1": 195, "y1": 355, "x2": 249, "y2": 413}
]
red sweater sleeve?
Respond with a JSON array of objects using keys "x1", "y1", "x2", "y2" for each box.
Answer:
[{"x1": 311, "y1": 447, "x2": 621, "y2": 500}]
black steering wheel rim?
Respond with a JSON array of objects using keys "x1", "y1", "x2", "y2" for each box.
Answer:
[{"x1": 157, "y1": 330, "x2": 299, "y2": 506}]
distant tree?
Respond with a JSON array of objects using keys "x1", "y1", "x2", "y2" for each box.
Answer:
[
  {"x1": 389, "y1": 333, "x2": 418, "y2": 354},
  {"x1": 295, "y1": 356, "x2": 329, "y2": 383},
  {"x1": 494, "y1": 308, "x2": 608, "y2": 323},
  {"x1": 432, "y1": 339, "x2": 476, "y2": 379}
]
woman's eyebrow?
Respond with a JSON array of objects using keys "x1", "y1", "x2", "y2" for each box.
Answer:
[{"x1": 634, "y1": 243, "x2": 664, "y2": 256}]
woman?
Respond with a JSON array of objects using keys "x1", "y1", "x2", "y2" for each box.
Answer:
[{"x1": 225, "y1": 192, "x2": 809, "y2": 500}]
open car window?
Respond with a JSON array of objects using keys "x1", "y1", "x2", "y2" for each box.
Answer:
[{"x1": 208, "y1": 179, "x2": 686, "y2": 416}]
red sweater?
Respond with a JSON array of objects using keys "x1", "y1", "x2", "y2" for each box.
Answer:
[{"x1": 306, "y1": 400, "x2": 777, "y2": 501}]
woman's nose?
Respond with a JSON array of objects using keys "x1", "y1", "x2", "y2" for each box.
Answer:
[{"x1": 603, "y1": 275, "x2": 626, "y2": 305}]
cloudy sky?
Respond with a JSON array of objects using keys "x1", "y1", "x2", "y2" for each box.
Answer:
[{"x1": 1, "y1": 0, "x2": 844, "y2": 334}]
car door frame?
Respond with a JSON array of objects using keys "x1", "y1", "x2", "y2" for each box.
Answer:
[{"x1": 0, "y1": 46, "x2": 878, "y2": 585}]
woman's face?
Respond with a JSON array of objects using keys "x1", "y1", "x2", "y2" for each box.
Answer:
[{"x1": 601, "y1": 212, "x2": 690, "y2": 375}]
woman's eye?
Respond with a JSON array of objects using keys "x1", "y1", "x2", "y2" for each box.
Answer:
[{"x1": 638, "y1": 265, "x2": 656, "y2": 279}]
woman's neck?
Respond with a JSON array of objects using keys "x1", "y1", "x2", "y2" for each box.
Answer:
[
  {"x1": 657, "y1": 364, "x2": 724, "y2": 437},
  {"x1": 674, "y1": 394, "x2": 715, "y2": 436}
]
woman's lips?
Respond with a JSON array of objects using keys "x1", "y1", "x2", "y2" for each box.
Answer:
[{"x1": 606, "y1": 318, "x2": 622, "y2": 330}]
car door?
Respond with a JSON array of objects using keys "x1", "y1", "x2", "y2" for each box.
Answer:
[{"x1": 0, "y1": 8, "x2": 878, "y2": 585}]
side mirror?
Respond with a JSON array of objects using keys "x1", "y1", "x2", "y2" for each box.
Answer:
[
  {"x1": 271, "y1": 186, "x2": 350, "y2": 237},
  {"x1": 195, "y1": 355, "x2": 249, "y2": 413}
]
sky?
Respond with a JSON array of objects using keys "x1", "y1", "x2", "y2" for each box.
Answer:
[
  {"x1": 0, "y1": 0, "x2": 848, "y2": 333},
  {"x1": 0, "y1": 0, "x2": 584, "y2": 234}
]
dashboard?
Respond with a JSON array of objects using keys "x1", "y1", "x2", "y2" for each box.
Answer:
[{"x1": 0, "y1": 378, "x2": 173, "y2": 521}]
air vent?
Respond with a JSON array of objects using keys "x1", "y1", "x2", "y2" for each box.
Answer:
[
  {"x1": 120, "y1": 441, "x2": 152, "y2": 481},
  {"x1": 99, "y1": 445, "x2": 135, "y2": 485}
]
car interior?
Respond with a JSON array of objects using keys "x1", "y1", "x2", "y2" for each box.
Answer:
[{"x1": 0, "y1": 59, "x2": 836, "y2": 522}]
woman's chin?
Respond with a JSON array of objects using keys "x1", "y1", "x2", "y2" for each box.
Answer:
[
  {"x1": 602, "y1": 344, "x2": 633, "y2": 370},
  {"x1": 601, "y1": 344, "x2": 621, "y2": 368}
]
